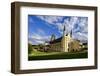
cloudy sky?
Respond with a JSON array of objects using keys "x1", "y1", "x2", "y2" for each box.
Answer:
[{"x1": 28, "y1": 15, "x2": 88, "y2": 45}]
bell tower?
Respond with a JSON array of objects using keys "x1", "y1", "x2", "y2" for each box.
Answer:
[{"x1": 62, "y1": 25, "x2": 68, "y2": 52}]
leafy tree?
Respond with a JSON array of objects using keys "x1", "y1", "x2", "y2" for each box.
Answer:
[{"x1": 28, "y1": 43, "x2": 33, "y2": 54}]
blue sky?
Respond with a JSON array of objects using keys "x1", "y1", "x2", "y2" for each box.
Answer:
[{"x1": 28, "y1": 15, "x2": 88, "y2": 45}]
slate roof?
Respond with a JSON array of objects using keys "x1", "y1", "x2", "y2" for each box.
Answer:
[
  {"x1": 50, "y1": 37, "x2": 62, "y2": 44},
  {"x1": 49, "y1": 34, "x2": 68, "y2": 44}
]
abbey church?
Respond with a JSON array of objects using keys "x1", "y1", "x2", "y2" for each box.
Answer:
[
  {"x1": 48, "y1": 26, "x2": 81, "y2": 52},
  {"x1": 34, "y1": 25, "x2": 87, "y2": 53}
]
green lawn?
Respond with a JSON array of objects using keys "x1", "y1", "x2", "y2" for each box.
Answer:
[{"x1": 28, "y1": 51, "x2": 88, "y2": 60}]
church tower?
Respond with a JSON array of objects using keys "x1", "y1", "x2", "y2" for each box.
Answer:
[
  {"x1": 62, "y1": 25, "x2": 72, "y2": 52},
  {"x1": 62, "y1": 25, "x2": 68, "y2": 52}
]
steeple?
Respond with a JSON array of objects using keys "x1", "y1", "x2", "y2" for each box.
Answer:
[
  {"x1": 70, "y1": 30, "x2": 72, "y2": 37},
  {"x1": 51, "y1": 34, "x2": 56, "y2": 41},
  {"x1": 63, "y1": 25, "x2": 66, "y2": 36},
  {"x1": 68, "y1": 30, "x2": 72, "y2": 38}
]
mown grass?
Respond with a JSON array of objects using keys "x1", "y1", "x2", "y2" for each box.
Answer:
[{"x1": 28, "y1": 51, "x2": 88, "y2": 60}]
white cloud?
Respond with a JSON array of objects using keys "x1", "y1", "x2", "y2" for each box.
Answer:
[
  {"x1": 36, "y1": 15, "x2": 88, "y2": 41},
  {"x1": 28, "y1": 40, "x2": 34, "y2": 44},
  {"x1": 36, "y1": 16, "x2": 79, "y2": 33},
  {"x1": 37, "y1": 28, "x2": 45, "y2": 35},
  {"x1": 62, "y1": 16, "x2": 78, "y2": 34},
  {"x1": 28, "y1": 39, "x2": 44, "y2": 45},
  {"x1": 37, "y1": 15, "x2": 64, "y2": 29},
  {"x1": 73, "y1": 32, "x2": 87, "y2": 42},
  {"x1": 37, "y1": 16, "x2": 63, "y2": 24},
  {"x1": 31, "y1": 33, "x2": 50, "y2": 41},
  {"x1": 28, "y1": 29, "x2": 51, "y2": 45},
  {"x1": 78, "y1": 17, "x2": 88, "y2": 33}
]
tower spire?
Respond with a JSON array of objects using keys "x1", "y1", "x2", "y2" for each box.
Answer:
[
  {"x1": 63, "y1": 25, "x2": 66, "y2": 36},
  {"x1": 70, "y1": 29, "x2": 72, "y2": 37}
]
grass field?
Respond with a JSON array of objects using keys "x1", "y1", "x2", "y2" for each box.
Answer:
[{"x1": 28, "y1": 51, "x2": 88, "y2": 60}]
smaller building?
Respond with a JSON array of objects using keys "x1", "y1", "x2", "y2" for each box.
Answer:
[{"x1": 68, "y1": 40, "x2": 82, "y2": 52}]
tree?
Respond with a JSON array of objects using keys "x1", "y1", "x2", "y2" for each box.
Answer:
[{"x1": 28, "y1": 43, "x2": 33, "y2": 54}]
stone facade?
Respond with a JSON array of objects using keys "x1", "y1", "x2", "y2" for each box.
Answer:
[
  {"x1": 49, "y1": 25, "x2": 72, "y2": 52},
  {"x1": 46, "y1": 25, "x2": 83, "y2": 52}
]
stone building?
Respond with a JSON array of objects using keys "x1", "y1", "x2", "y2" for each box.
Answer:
[
  {"x1": 68, "y1": 40, "x2": 82, "y2": 52},
  {"x1": 48, "y1": 25, "x2": 72, "y2": 52}
]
